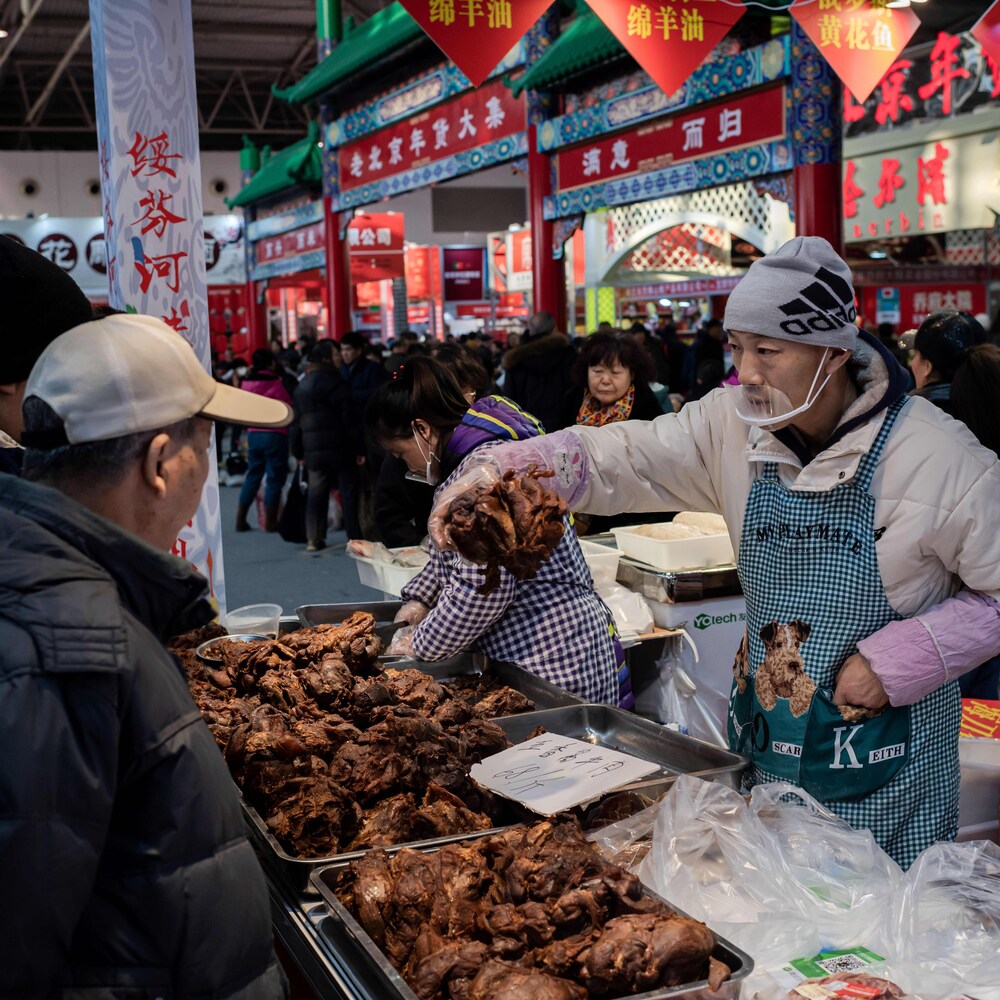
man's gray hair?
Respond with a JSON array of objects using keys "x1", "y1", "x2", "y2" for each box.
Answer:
[{"x1": 21, "y1": 396, "x2": 200, "y2": 486}]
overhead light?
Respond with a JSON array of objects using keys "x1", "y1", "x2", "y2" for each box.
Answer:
[
  {"x1": 0, "y1": 28, "x2": 8, "y2": 38},
  {"x1": 886, "y1": 0, "x2": 909, "y2": 7},
  {"x1": 869, "y1": 250, "x2": 888, "y2": 259}
]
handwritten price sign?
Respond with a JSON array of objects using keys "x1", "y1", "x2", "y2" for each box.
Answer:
[{"x1": 469, "y1": 732, "x2": 660, "y2": 815}]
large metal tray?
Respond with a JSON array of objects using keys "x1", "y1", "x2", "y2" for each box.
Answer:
[
  {"x1": 296, "y1": 600, "x2": 404, "y2": 627},
  {"x1": 310, "y1": 845, "x2": 754, "y2": 1000},
  {"x1": 240, "y1": 656, "x2": 581, "y2": 893},
  {"x1": 617, "y1": 558, "x2": 742, "y2": 603},
  {"x1": 494, "y1": 704, "x2": 747, "y2": 796}
]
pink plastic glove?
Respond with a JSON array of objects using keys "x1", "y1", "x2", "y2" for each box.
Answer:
[
  {"x1": 394, "y1": 600, "x2": 431, "y2": 626},
  {"x1": 387, "y1": 625, "x2": 415, "y2": 657}
]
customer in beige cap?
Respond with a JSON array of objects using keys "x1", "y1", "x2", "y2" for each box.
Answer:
[{"x1": 0, "y1": 314, "x2": 291, "y2": 998}]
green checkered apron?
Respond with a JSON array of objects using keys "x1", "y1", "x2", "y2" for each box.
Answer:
[{"x1": 728, "y1": 398, "x2": 960, "y2": 869}]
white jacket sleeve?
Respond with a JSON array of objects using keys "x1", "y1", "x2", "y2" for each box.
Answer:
[{"x1": 573, "y1": 392, "x2": 731, "y2": 518}]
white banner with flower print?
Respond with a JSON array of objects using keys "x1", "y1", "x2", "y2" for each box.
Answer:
[{"x1": 90, "y1": 0, "x2": 227, "y2": 611}]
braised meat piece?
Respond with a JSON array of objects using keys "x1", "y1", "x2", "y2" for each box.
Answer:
[
  {"x1": 336, "y1": 848, "x2": 395, "y2": 947},
  {"x1": 470, "y1": 687, "x2": 533, "y2": 718},
  {"x1": 300, "y1": 654, "x2": 356, "y2": 709},
  {"x1": 290, "y1": 716, "x2": 359, "y2": 757},
  {"x1": 417, "y1": 784, "x2": 494, "y2": 839},
  {"x1": 281, "y1": 612, "x2": 383, "y2": 671},
  {"x1": 349, "y1": 674, "x2": 397, "y2": 718},
  {"x1": 582, "y1": 912, "x2": 721, "y2": 996},
  {"x1": 348, "y1": 793, "x2": 421, "y2": 850},
  {"x1": 431, "y1": 697, "x2": 473, "y2": 727},
  {"x1": 380, "y1": 668, "x2": 448, "y2": 712},
  {"x1": 265, "y1": 774, "x2": 362, "y2": 856},
  {"x1": 168, "y1": 621, "x2": 227, "y2": 651},
  {"x1": 257, "y1": 667, "x2": 309, "y2": 712},
  {"x1": 406, "y1": 929, "x2": 489, "y2": 1000},
  {"x1": 456, "y1": 718, "x2": 510, "y2": 759},
  {"x1": 444, "y1": 467, "x2": 568, "y2": 595},
  {"x1": 329, "y1": 740, "x2": 412, "y2": 802},
  {"x1": 466, "y1": 961, "x2": 586, "y2": 1000}
]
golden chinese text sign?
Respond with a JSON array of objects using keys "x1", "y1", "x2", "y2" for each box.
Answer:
[
  {"x1": 587, "y1": 0, "x2": 746, "y2": 100},
  {"x1": 792, "y1": 0, "x2": 920, "y2": 104}
]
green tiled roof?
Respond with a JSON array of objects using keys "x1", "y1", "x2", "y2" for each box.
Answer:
[
  {"x1": 226, "y1": 123, "x2": 323, "y2": 208},
  {"x1": 509, "y1": 6, "x2": 623, "y2": 96},
  {"x1": 272, "y1": 3, "x2": 424, "y2": 104}
]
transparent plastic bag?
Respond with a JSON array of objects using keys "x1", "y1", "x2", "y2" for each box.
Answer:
[
  {"x1": 616, "y1": 775, "x2": 901, "y2": 968},
  {"x1": 596, "y1": 582, "x2": 654, "y2": 635},
  {"x1": 888, "y1": 840, "x2": 1000, "y2": 999}
]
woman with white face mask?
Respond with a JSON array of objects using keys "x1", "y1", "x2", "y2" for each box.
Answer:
[
  {"x1": 428, "y1": 237, "x2": 1000, "y2": 870},
  {"x1": 364, "y1": 357, "x2": 623, "y2": 706}
]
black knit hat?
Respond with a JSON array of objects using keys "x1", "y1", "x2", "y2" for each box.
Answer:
[{"x1": 0, "y1": 235, "x2": 94, "y2": 384}]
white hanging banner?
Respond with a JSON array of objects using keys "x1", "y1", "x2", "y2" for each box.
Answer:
[{"x1": 90, "y1": 0, "x2": 227, "y2": 611}]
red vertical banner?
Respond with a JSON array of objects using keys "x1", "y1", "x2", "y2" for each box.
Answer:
[
  {"x1": 405, "y1": 246, "x2": 432, "y2": 299},
  {"x1": 587, "y1": 0, "x2": 745, "y2": 98},
  {"x1": 792, "y1": 0, "x2": 920, "y2": 103},
  {"x1": 347, "y1": 213, "x2": 405, "y2": 282},
  {"x1": 398, "y1": 0, "x2": 555, "y2": 87}
]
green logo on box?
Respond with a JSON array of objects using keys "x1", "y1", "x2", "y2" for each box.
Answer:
[{"x1": 693, "y1": 611, "x2": 746, "y2": 630}]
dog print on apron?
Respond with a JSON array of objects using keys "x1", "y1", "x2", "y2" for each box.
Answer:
[{"x1": 728, "y1": 398, "x2": 960, "y2": 868}]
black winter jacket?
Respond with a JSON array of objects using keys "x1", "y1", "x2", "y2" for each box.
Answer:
[
  {"x1": 341, "y1": 357, "x2": 387, "y2": 405},
  {"x1": 501, "y1": 333, "x2": 576, "y2": 432},
  {"x1": 0, "y1": 474, "x2": 285, "y2": 1000},
  {"x1": 290, "y1": 362, "x2": 361, "y2": 469}
]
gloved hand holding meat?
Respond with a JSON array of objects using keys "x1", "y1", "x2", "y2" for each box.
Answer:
[{"x1": 443, "y1": 465, "x2": 569, "y2": 595}]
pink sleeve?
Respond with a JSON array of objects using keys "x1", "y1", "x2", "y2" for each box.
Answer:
[{"x1": 858, "y1": 590, "x2": 1000, "y2": 706}]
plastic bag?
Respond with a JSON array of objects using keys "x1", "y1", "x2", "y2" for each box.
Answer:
[
  {"x1": 635, "y1": 638, "x2": 729, "y2": 747},
  {"x1": 620, "y1": 775, "x2": 901, "y2": 969},
  {"x1": 888, "y1": 840, "x2": 1000, "y2": 999},
  {"x1": 597, "y1": 582, "x2": 653, "y2": 635}
]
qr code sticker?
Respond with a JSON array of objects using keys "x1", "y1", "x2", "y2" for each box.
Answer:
[{"x1": 816, "y1": 953, "x2": 870, "y2": 974}]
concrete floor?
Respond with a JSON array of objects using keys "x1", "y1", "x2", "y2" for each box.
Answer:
[{"x1": 217, "y1": 480, "x2": 377, "y2": 617}]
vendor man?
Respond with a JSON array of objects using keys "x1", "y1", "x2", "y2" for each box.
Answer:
[
  {"x1": 437, "y1": 237, "x2": 1000, "y2": 869},
  {"x1": 0, "y1": 314, "x2": 291, "y2": 996}
]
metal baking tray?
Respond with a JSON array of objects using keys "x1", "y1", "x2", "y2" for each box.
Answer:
[
  {"x1": 494, "y1": 704, "x2": 747, "y2": 796},
  {"x1": 296, "y1": 600, "x2": 404, "y2": 627},
  {"x1": 617, "y1": 557, "x2": 742, "y2": 603},
  {"x1": 239, "y1": 657, "x2": 581, "y2": 893},
  {"x1": 311, "y1": 845, "x2": 754, "y2": 1000}
]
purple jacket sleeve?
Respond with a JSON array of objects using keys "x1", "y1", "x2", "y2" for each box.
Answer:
[{"x1": 859, "y1": 589, "x2": 1000, "y2": 706}]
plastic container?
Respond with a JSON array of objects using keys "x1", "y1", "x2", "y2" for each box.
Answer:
[
  {"x1": 222, "y1": 602, "x2": 282, "y2": 638},
  {"x1": 612, "y1": 523, "x2": 734, "y2": 572},
  {"x1": 579, "y1": 538, "x2": 621, "y2": 586},
  {"x1": 351, "y1": 555, "x2": 424, "y2": 599}
]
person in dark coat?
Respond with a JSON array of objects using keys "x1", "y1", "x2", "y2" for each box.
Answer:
[
  {"x1": 291, "y1": 340, "x2": 364, "y2": 548},
  {"x1": 500, "y1": 310, "x2": 576, "y2": 432},
  {"x1": 908, "y1": 309, "x2": 987, "y2": 417},
  {"x1": 693, "y1": 318, "x2": 726, "y2": 369},
  {"x1": 0, "y1": 235, "x2": 94, "y2": 475},
  {"x1": 340, "y1": 329, "x2": 388, "y2": 405},
  {"x1": 2, "y1": 313, "x2": 291, "y2": 998}
]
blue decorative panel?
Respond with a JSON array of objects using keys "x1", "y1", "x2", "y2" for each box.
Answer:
[
  {"x1": 247, "y1": 200, "x2": 324, "y2": 242},
  {"x1": 334, "y1": 132, "x2": 528, "y2": 210},
  {"x1": 539, "y1": 36, "x2": 790, "y2": 151},
  {"x1": 789, "y1": 20, "x2": 839, "y2": 167},
  {"x1": 544, "y1": 141, "x2": 793, "y2": 219},
  {"x1": 251, "y1": 249, "x2": 327, "y2": 281}
]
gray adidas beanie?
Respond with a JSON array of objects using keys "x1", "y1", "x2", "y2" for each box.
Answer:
[{"x1": 724, "y1": 236, "x2": 858, "y2": 351}]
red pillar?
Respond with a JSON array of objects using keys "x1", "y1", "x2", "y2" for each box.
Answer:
[
  {"x1": 528, "y1": 125, "x2": 565, "y2": 322},
  {"x1": 794, "y1": 163, "x2": 843, "y2": 255},
  {"x1": 324, "y1": 194, "x2": 352, "y2": 337}
]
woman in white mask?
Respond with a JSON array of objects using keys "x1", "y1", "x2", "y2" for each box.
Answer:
[
  {"x1": 430, "y1": 236, "x2": 1000, "y2": 870},
  {"x1": 365, "y1": 357, "x2": 623, "y2": 705}
]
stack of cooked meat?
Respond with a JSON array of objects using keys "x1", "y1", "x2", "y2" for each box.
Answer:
[
  {"x1": 169, "y1": 613, "x2": 537, "y2": 857},
  {"x1": 445, "y1": 467, "x2": 568, "y2": 595},
  {"x1": 335, "y1": 816, "x2": 731, "y2": 1000}
]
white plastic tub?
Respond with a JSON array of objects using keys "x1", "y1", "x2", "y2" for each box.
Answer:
[
  {"x1": 579, "y1": 538, "x2": 621, "y2": 586},
  {"x1": 349, "y1": 546, "x2": 429, "y2": 599},
  {"x1": 611, "y1": 522, "x2": 734, "y2": 572}
]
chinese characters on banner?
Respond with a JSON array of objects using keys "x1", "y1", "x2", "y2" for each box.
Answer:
[
  {"x1": 586, "y1": 0, "x2": 745, "y2": 99},
  {"x1": 960, "y1": 698, "x2": 1000, "y2": 739},
  {"x1": 405, "y1": 245, "x2": 433, "y2": 299},
  {"x1": 348, "y1": 213, "x2": 406, "y2": 282},
  {"x1": 842, "y1": 131, "x2": 1000, "y2": 242},
  {"x1": 555, "y1": 83, "x2": 784, "y2": 192},
  {"x1": 89, "y1": 0, "x2": 227, "y2": 609},
  {"x1": 506, "y1": 230, "x2": 533, "y2": 292},
  {"x1": 255, "y1": 221, "x2": 325, "y2": 265},
  {"x1": 791, "y1": 0, "x2": 920, "y2": 103},
  {"x1": 443, "y1": 246, "x2": 486, "y2": 300},
  {"x1": 338, "y1": 80, "x2": 524, "y2": 192},
  {"x1": 398, "y1": 0, "x2": 554, "y2": 87}
]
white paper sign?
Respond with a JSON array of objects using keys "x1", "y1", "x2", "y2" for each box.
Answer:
[{"x1": 469, "y1": 733, "x2": 660, "y2": 816}]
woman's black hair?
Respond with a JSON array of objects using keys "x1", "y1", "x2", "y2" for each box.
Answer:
[
  {"x1": 913, "y1": 310, "x2": 987, "y2": 382},
  {"x1": 952, "y1": 343, "x2": 1000, "y2": 455},
  {"x1": 571, "y1": 331, "x2": 655, "y2": 387},
  {"x1": 430, "y1": 342, "x2": 494, "y2": 398},
  {"x1": 365, "y1": 355, "x2": 470, "y2": 443}
]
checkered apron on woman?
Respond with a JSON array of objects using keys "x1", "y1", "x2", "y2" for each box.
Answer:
[{"x1": 728, "y1": 397, "x2": 960, "y2": 869}]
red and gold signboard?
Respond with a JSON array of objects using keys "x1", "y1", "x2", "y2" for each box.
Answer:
[
  {"x1": 792, "y1": 0, "x2": 920, "y2": 103},
  {"x1": 587, "y1": 0, "x2": 745, "y2": 99},
  {"x1": 338, "y1": 79, "x2": 524, "y2": 193},
  {"x1": 960, "y1": 699, "x2": 1000, "y2": 740},
  {"x1": 556, "y1": 83, "x2": 785, "y2": 192},
  {"x1": 405, "y1": 246, "x2": 433, "y2": 299},
  {"x1": 256, "y1": 221, "x2": 324, "y2": 264},
  {"x1": 399, "y1": 0, "x2": 554, "y2": 87},
  {"x1": 348, "y1": 213, "x2": 405, "y2": 283}
]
